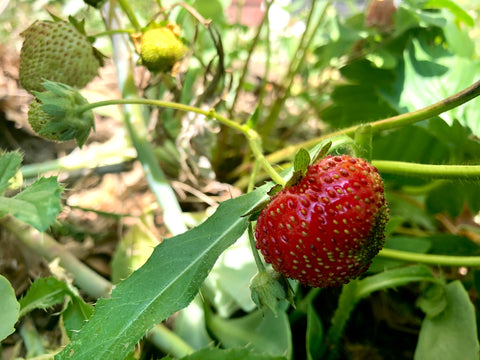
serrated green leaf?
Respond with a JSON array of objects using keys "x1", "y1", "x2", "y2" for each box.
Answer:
[
  {"x1": 55, "y1": 186, "x2": 268, "y2": 360},
  {"x1": 0, "y1": 177, "x2": 63, "y2": 231},
  {"x1": 19, "y1": 277, "x2": 70, "y2": 317},
  {"x1": 0, "y1": 274, "x2": 20, "y2": 341},
  {"x1": 0, "y1": 151, "x2": 22, "y2": 193},
  {"x1": 63, "y1": 296, "x2": 94, "y2": 339},
  {"x1": 206, "y1": 308, "x2": 292, "y2": 359},
  {"x1": 415, "y1": 281, "x2": 479, "y2": 360},
  {"x1": 180, "y1": 347, "x2": 287, "y2": 360}
]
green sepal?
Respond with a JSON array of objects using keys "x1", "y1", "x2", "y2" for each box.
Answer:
[
  {"x1": 285, "y1": 148, "x2": 311, "y2": 188},
  {"x1": 311, "y1": 140, "x2": 332, "y2": 164},
  {"x1": 32, "y1": 80, "x2": 94, "y2": 148},
  {"x1": 250, "y1": 269, "x2": 295, "y2": 316}
]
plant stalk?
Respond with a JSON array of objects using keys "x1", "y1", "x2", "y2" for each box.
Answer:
[
  {"x1": 372, "y1": 160, "x2": 480, "y2": 180},
  {"x1": 77, "y1": 98, "x2": 288, "y2": 186},
  {"x1": 379, "y1": 248, "x2": 480, "y2": 267}
]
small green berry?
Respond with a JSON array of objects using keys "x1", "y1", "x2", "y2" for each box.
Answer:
[{"x1": 140, "y1": 27, "x2": 188, "y2": 72}]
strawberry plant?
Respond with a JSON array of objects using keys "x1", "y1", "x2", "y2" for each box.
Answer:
[{"x1": 1, "y1": 1, "x2": 480, "y2": 360}]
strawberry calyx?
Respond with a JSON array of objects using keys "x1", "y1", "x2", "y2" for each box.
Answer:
[
  {"x1": 30, "y1": 80, "x2": 94, "y2": 147},
  {"x1": 250, "y1": 269, "x2": 295, "y2": 316}
]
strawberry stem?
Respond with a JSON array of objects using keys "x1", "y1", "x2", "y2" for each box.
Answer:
[
  {"x1": 265, "y1": 78, "x2": 480, "y2": 165},
  {"x1": 372, "y1": 160, "x2": 480, "y2": 180},
  {"x1": 248, "y1": 222, "x2": 266, "y2": 272},
  {"x1": 76, "y1": 99, "x2": 287, "y2": 186},
  {"x1": 117, "y1": 0, "x2": 142, "y2": 31},
  {"x1": 379, "y1": 248, "x2": 480, "y2": 266}
]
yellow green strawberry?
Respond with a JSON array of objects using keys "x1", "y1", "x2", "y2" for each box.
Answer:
[{"x1": 140, "y1": 27, "x2": 188, "y2": 72}]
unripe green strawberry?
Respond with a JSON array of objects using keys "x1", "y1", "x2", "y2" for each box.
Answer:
[
  {"x1": 28, "y1": 97, "x2": 62, "y2": 141},
  {"x1": 140, "y1": 27, "x2": 187, "y2": 72},
  {"x1": 254, "y1": 155, "x2": 389, "y2": 288},
  {"x1": 19, "y1": 19, "x2": 102, "y2": 93},
  {"x1": 27, "y1": 80, "x2": 95, "y2": 147}
]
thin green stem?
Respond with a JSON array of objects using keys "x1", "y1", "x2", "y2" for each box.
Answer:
[
  {"x1": 77, "y1": 98, "x2": 287, "y2": 186},
  {"x1": 117, "y1": 0, "x2": 142, "y2": 31},
  {"x1": 373, "y1": 160, "x2": 480, "y2": 180},
  {"x1": 264, "y1": 78, "x2": 480, "y2": 165},
  {"x1": 91, "y1": 28, "x2": 137, "y2": 38},
  {"x1": 247, "y1": 129, "x2": 286, "y2": 186},
  {"x1": 77, "y1": 99, "x2": 248, "y2": 135},
  {"x1": 247, "y1": 160, "x2": 260, "y2": 193},
  {"x1": 248, "y1": 222, "x2": 266, "y2": 272},
  {"x1": 379, "y1": 248, "x2": 480, "y2": 267}
]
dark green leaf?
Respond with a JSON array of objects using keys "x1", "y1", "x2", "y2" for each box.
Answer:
[
  {"x1": 306, "y1": 303, "x2": 323, "y2": 360},
  {"x1": 63, "y1": 297, "x2": 94, "y2": 339},
  {"x1": 55, "y1": 187, "x2": 268, "y2": 360},
  {"x1": 415, "y1": 281, "x2": 479, "y2": 360}
]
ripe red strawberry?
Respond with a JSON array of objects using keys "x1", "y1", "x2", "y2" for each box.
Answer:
[
  {"x1": 254, "y1": 155, "x2": 388, "y2": 288},
  {"x1": 19, "y1": 18, "x2": 103, "y2": 94}
]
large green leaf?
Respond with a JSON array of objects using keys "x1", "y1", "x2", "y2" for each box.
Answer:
[
  {"x1": 206, "y1": 308, "x2": 292, "y2": 359},
  {"x1": 415, "y1": 281, "x2": 479, "y2": 360},
  {"x1": 55, "y1": 186, "x2": 268, "y2": 360},
  {"x1": 0, "y1": 274, "x2": 19, "y2": 341}
]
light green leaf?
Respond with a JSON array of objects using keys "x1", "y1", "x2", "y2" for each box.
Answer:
[
  {"x1": 293, "y1": 148, "x2": 310, "y2": 173},
  {"x1": 415, "y1": 281, "x2": 480, "y2": 360},
  {"x1": 0, "y1": 150, "x2": 22, "y2": 193},
  {"x1": 206, "y1": 309, "x2": 292, "y2": 359},
  {"x1": 0, "y1": 274, "x2": 20, "y2": 341},
  {"x1": 425, "y1": 0, "x2": 474, "y2": 26},
  {"x1": 0, "y1": 177, "x2": 63, "y2": 231},
  {"x1": 19, "y1": 277, "x2": 70, "y2": 317},
  {"x1": 55, "y1": 186, "x2": 268, "y2": 360}
]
